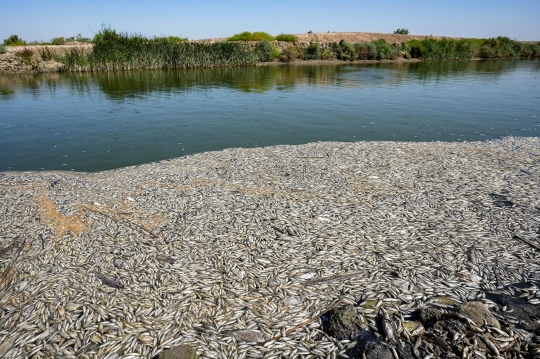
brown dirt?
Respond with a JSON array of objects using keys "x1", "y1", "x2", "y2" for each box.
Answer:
[
  {"x1": 193, "y1": 31, "x2": 461, "y2": 45},
  {"x1": 38, "y1": 195, "x2": 88, "y2": 239},
  {"x1": 295, "y1": 31, "x2": 457, "y2": 44},
  {"x1": 0, "y1": 44, "x2": 91, "y2": 74}
]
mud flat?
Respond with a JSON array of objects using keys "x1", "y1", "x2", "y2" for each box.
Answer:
[{"x1": 1, "y1": 137, "x2": 539, "y2": 358}]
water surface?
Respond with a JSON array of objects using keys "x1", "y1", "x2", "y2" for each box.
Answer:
[{"x1": 1, "y1": 59, "x2": 539, "y2": 172}]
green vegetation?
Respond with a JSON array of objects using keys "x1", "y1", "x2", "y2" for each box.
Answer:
[
  {"x1": 353, "y1": 42, "x2": 378, "y2": 60},
  {"x1": 255, "y1": 39, "x2": 279, "y2": 62},
  {"x1": 65, "y1": 33, "x2": 92, "y2": 43},
  {"x1": 394, "y1": 28, "x2": 409, "y2": 35},
  {"x1": 57, "y1": 28, "x2": 259, "y2": 71},
  {"x1": 38, "y1": 46, "x2": 54, "y2": 61},
  {"x1": 158, "y1": 36, "x2": 188, "y2": 42},
  {"x1": 51, "y1": 37, "x2": 66, "y2": 45},
  {"x1": 46, "y1": 34, "x2": 92, "y2": 45},
  {"x1": 7, "y1": 27, "x2": 538, "y2": 72},
  {"x1": 0, "y1": 44, "x2": 6, "y2": 54},
  {"x1": 406, "y1": 36, "x2": 539, "y2": 60},
  {"x1": 228, "y1": 31, "x2": 274, "y2": 42},
  {"x1": 275, "y1": 33, "x2": 298, "y2": 42},
  {"x1": 4, "y1": 35, "x2": 26, "y2": 46},
  {"x1": 304, "y1": 41, "x2": 322, "y2": 60},
  {"x1": 329, "y1": 40, "x2": 355, "y2": 60},
  {"x1": 16, "y1": 48, "x2": 34, "y2": 64},
  {"x1": 279, "y1": 45, "x2": 303, "y2": 61}
]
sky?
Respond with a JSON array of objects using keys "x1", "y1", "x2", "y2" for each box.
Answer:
[{"x1": 2, "y1": 0, "x2": 539, "y2": 43}]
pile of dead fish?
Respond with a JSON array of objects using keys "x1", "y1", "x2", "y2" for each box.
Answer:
[{"x1": 325, "y1": 282, "x2": 540, "y2": 359}]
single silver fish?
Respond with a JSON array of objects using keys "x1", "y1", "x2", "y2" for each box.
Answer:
[
  {"x1": 225, "y1": 330, "x2": 271, "y2": 343},
  {"x1": 379, "y1": 308, "x2": 403, "y2": 352}
]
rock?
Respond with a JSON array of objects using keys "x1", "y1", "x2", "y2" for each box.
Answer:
[
  {"x1": 362, "y1": 339, "x2": 394, "y2": 359},
  {"x1": 345, "y1": 330, "x2": 393, "y2": 359},
  {"x1": 459, "y1": 301, "x2": 500, "y2": 329},
  {"x1": 418, "y1": 307, "x2": 444, "y2": 327},
  {"x1": 524, "y1": 321, "x2": 540, "y2": 335},
  {"x1": 326, "y1": 304, "x2": 367, "y2": 340},
  {"x1": 159, "y1": 345, "x2": 197, "y2": 359}
]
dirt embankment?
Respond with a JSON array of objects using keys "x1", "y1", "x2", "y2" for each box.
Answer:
[
  {"x1": 0, "y1": 32, "x2": 536, "y2": 74},
  {"x1": 0, "y1": 43, "x2": 92, "y2": 74}
]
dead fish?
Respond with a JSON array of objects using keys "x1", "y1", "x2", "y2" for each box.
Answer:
[
  {"x1": 0, "y1": 336, "x2": 17, "y2": 357},
  {"x1": 156, "y1": 254, "x2": 175, "y2": 264},
  {"x1": 379, "y1": 308, "x2": 403, "y2": 352},
  {"x1": 187, "y1": 263, "x2": 209, "y2": 270},
  {"x1": 97, "y1": 272, "x2": 124, "y2": 288},
  {"x1": 282, "y1": 295, "x2": 305, "y2": 306},
  {"x1": 224, "y1": 330, "x2": 271, "y2": 343},
  {"x1": 113, "y1": 259, "x2": 127, "y2": 270},
  {"x1": 298, "y1": 272, "x2": 317, "y2": 280},
  {"x1": 478, "y1": 334, "x2": 500, "y2": 356}
]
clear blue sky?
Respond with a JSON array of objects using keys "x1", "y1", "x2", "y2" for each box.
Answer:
[{"x1": 2, "y1": 0, "x2": 539, "y2": 42}]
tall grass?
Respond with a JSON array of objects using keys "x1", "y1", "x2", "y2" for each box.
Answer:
[
  {"x1": 60, "y1": 28, "x2": 259, "y2": 71},
  {"x1": 406, "y1": 37, "x2": 539, "y2": 60}
]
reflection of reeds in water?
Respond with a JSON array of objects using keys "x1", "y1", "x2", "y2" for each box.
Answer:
[{"x1": 1, "y1": 59, "x2": 536, "y2": 100}]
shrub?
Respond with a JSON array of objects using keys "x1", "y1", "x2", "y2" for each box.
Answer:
[
  {"x1": 275, "y1": 33, "x2": 298, "y2": 42},
  {"x1": 480, "y1": 37, "x2": 520, "y2": 58},
  {"x1": 372, "y1": 39, "x2": 393, "y2": 59},
  {"x1": 407, "y1": 38, "x2": 478, "y2": 60},
  {"x1": 64, "y1": 33, "x2": 92, "y2": 43},
  {"x1": 166, "y1": 36, "x2": 188, "y2": 42},
  {"x1": 228, "y1": 31, "x2": 274, "y2": 42},
  {"x1": 16, "y1": 48, "x2": 34, "y2": 64},
  {"x1": 279, "y1": 45, "x2": 302, "y2": 62},
  {"x1": 479, "y1": 45, "x2": 496, "y2": 58},
  {"x1": 394, "y1": 28, "x2": 409, "y2": 35},
  {"x1": 0, "y1": 44, "x2": 6, "y2": 54},
  {"x1": 51, "y1": 37, "x2": 65, "y2": 45},
  {"x1": 4, "y1": 35, "x2": 25, "y2": 46},
  {"x1": 531, "y1": 43, "x2": 540, "y2": 57},
  {"x1": 255, "y1": 39, "x2": 278, "y2": 62},
  {"x1": 303, "y1": 40, "x2": 321, "y2": 60},
  {"x1": 353, "y1": 42, "x2": 377, "y2": 60},
  {"x1": 227, "y1": 31, "x2": 252, "y2": 41},
  {"x1": 155, "y1": 36, "x2": 188, "y2": 43},
  {"x1": 38, "y1": 47, "x2": 54, "y2": 61},
  {"x1": 330, "y1": 40, "x2": 356, "y2": 60},
  {"x1": 308, "y1": 30, "x2": 313, "y2": 34}
]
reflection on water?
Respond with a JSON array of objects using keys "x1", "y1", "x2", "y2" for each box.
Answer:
[
  {"x1": 2, "y1": 59, "x2": 534, "y2": 100},
  {"x1": 1, "y1": 59, "x2": 539, "y2": 172}
]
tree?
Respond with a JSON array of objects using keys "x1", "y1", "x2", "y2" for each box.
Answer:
[
  {"x1": 394, "y1": 28, "x2": 409, "y2": 35},
  {"x1": 4, "y1": 34, "x2": 25, "y2": 45}
]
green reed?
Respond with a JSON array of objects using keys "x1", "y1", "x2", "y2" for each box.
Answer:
[
  {"x1": 59, "y1": 28, "x2": 260, "y2": 71},
  {"x1": 407, "y1": 37, "x2": 539, "y2": 60}
]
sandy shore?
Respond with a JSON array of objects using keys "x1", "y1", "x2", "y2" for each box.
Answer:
[{"x1": 1, "y1": 138, "x2": 540, "y2": 358}]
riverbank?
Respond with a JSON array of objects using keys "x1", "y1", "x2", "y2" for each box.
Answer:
[
  {"x1": 1, "y1": 137, "x2": 539, "y2": 358},
  {"x1": 1, "y1": 31, "x2": 538, "y2": 74}
]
